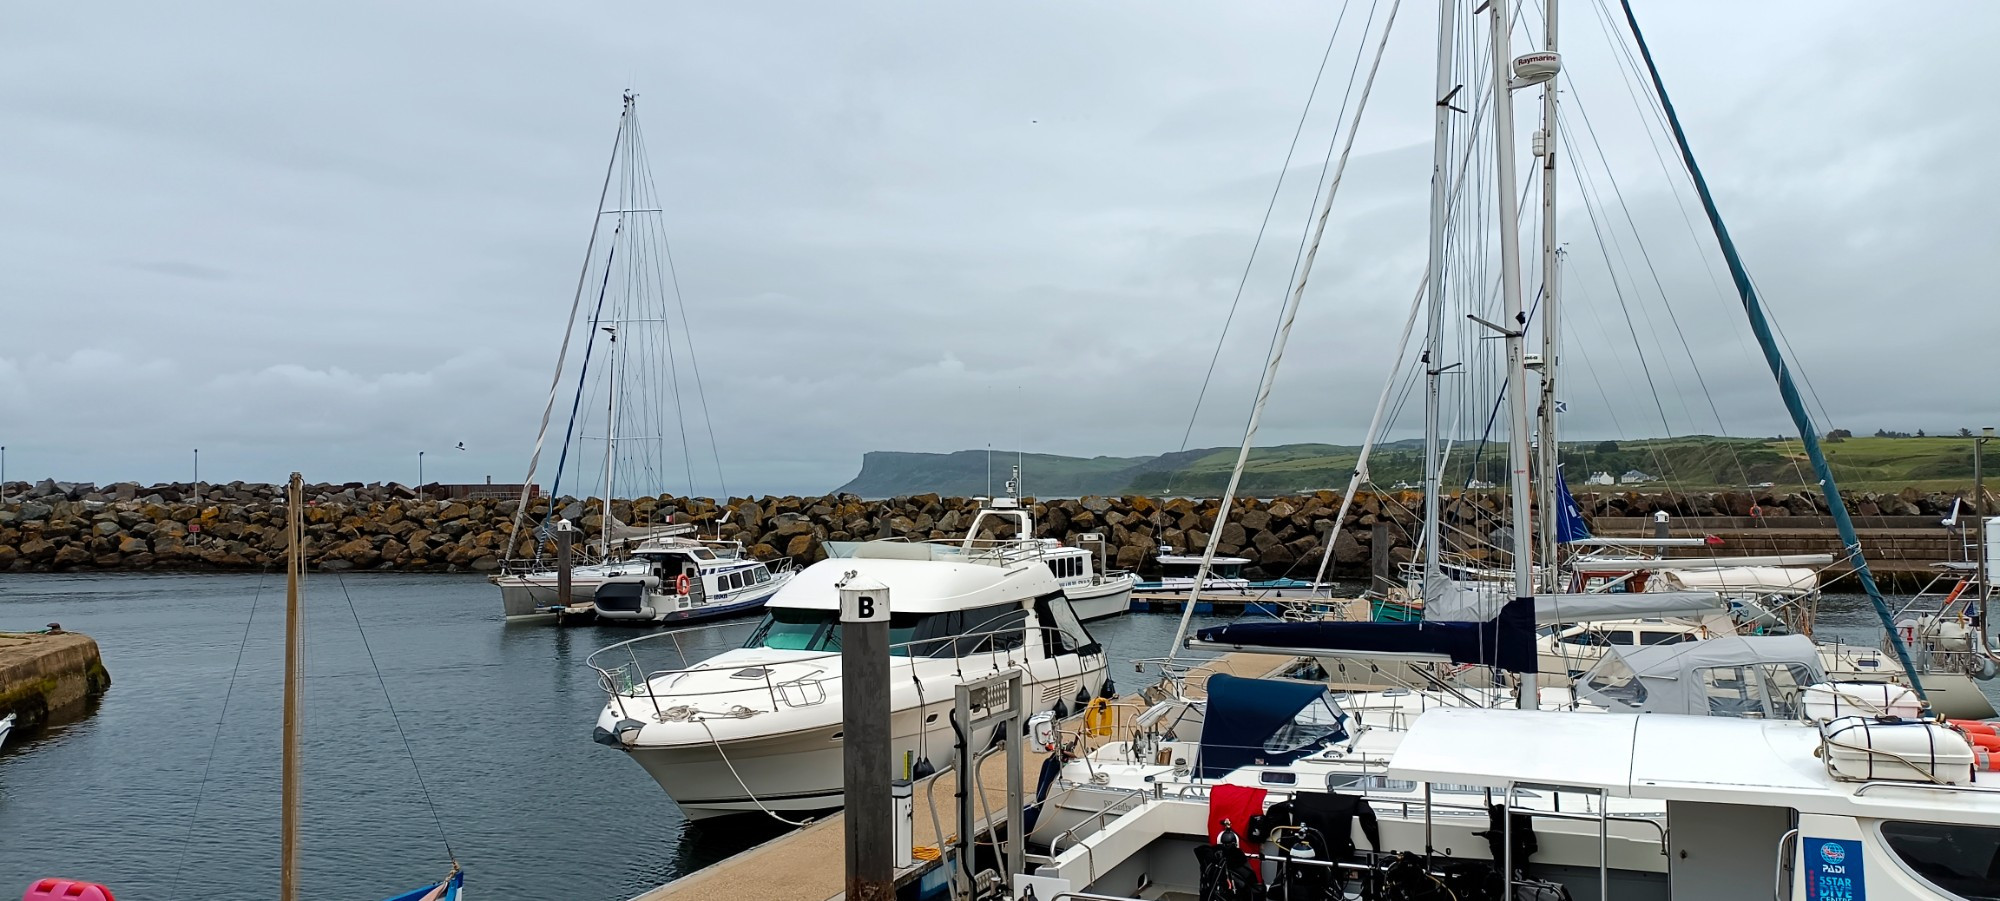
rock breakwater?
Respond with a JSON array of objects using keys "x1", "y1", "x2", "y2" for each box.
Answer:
[{"x1": 0, "y1": 479, "x2": 1971, "y2": 578}]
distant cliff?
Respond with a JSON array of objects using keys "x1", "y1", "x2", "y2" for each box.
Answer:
[{"x1": 833, "y1": 436, "x2": 1978, "y2": 498}]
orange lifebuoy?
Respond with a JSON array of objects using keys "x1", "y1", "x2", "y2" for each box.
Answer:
[
  {"x1": 675, "y1": 573, "x2": 692, "y2": 595},
  {"x1": 1748, "y1": 505, "x2": 1763, "y2": 518}
]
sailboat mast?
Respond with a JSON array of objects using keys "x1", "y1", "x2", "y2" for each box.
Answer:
[
  {"x1": 603, "y1": 324, "x2": 619, "y2": 559},
  {"x1": 1485, "y1": 0, "x2": 1537, "y2": 709},
  {"x1": 281, "y1": 472, "x2": 304, "y2": 901},
  {"x1": 1533, "y1": 0, "x2": 1561, "y2": 591},
  {"x1": 1614, "y1": 0, "x2": 1929, "y2": 700},
  {"x1": 1419, "y1": 0, "x2": 1459, "y2": 586}
]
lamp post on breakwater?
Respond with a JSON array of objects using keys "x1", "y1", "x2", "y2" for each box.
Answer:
[{"x1": 418, "y1": 450, "x2": 425, "y2": 503}]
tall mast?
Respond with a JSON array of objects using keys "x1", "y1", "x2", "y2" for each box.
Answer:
[
  {"x1": 1533, "y1": 0, "x2": 1561, "y2": 590},
  {"x1": 1419, "y1": 0, "x2": 1459, "y2": 586},
  {"x1": 1485, "y1": 0, "x2": 1537, "y2": 709},
  {"x1": 1615, "y1": 0, "x2": 1928, "y2": 700},
  {"x1": 281, "y1": 472, "x2": 304, "y2": 901},
  {"x1": 602, "y1": 324, "x2": 619, "y2": 559}
]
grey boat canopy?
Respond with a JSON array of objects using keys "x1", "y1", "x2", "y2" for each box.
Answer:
[
  {"x1": 1419, "y1": 574, "x2": 1727, "y2": 625},
  {"x1": 1577, "y1": 633, "x2": 1824, "y2": 719}
]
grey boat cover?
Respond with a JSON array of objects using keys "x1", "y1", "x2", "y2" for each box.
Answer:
[
  {"x1": 1576, "y1": 633, "x2": 1825, "y2": 718},
  {"x1": 1419, "y1": 574, "x2": 1726, "y2": 625}
]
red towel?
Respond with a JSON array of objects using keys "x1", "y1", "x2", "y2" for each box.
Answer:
[{"x1": 1208, "y1": 783, "x2": 1269, "y2": 855}]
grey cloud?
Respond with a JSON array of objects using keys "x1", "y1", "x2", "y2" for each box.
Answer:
[{"x1": 1, "y1": 1, "x2": 1992, "y2": 495}]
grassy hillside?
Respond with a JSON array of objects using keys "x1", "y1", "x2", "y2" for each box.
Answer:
[{"x1": 835, "y1": 436, "x2": 1990, "y2": 497}]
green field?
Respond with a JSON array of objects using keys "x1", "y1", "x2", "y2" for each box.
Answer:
[{"x1": 838, "y1": 435, "x2": 1992, "y2": 497}]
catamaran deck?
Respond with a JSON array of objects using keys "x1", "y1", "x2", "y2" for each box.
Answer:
[{"x1": 630, "y1": 651, "x2": 1302, "y2": 901}]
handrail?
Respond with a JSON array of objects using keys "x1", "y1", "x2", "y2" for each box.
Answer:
[{"x1": 590, "y1": 620, "x2": 1102, "y2": 723}]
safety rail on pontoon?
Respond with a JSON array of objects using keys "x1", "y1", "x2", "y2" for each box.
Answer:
[{"x1": 587, "y1": 621, "x2": 1103, "y2": 724}]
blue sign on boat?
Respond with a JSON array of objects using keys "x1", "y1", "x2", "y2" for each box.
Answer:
[{"x1": 1803, "y1": 837, "x2": 1863, "y2": 901}]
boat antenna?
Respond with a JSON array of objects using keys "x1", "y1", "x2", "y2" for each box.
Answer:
[{"x1": 1615, "y1": 0, "x2": 1927, "y2": 701}]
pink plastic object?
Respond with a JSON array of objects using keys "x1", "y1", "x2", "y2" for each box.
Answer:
[{"x1": 21, "y1": 880, "x2": 116, "y2": 901}]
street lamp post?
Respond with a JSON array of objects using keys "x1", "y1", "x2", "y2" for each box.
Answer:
[
  {"x1": 193, "y1": 448, "x2": 201, "y2": 507},
  {"x1": 418, "y1": 451, "x2": 426, "y2": 502}
]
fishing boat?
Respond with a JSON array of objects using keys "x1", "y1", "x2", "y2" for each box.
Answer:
[
  {"x1": 496, "y1": 91, "x2": 744, "y2": 622},
  {"x1": 0, "y1": 712, "x2": 14, "y2": 751},
  {"x1": 587, "y1": 536, "x2": 1111, "y2": 820}
]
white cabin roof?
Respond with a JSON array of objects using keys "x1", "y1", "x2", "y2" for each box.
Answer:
[
  {"x1": 1386, "y1": 708, "x2": 2000, "y2": 825},
  {"x1": 769, "y1": 555, "x2": 1059, "y2": 614}
]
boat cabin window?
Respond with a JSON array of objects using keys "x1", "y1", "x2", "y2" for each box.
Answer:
[
  {"x1": 1696, "y1": 665, "x2": 1773, "y2": 718},
  {"x1": 1639, "y1": 629, "x2": 1696, "y2": 646},
  {"x1": 1562, "y1": 629, "x2": 1613, "y2": 648},
  {"x1": 1880, "y1": 820, "x2": 2000, "y2": 901},
  {"x1": 1582, "y1": 656, "x2": 1647, "y2": 707},
  {"x1": 745, "y1": 608, "x2": 841, "y2": 652},
  {"x1": 690, "y1": 548, "x2": 716, "y2": 560},
  {"x1": 754, "y1": 565, "x2": 771, "y2": 583},
  {"x1": 926, "y1": 605, "x2": 1028, "y2": 657},
  {"x1": 744, "y1": 604, "x2": 1027, "y2": 657},
  {"x1": 1044, "y1": 556, "x2": 1086, "y2": 579},
  {"x1": 1034, "y1": 594, "x2": 1099, "y2": 658}
]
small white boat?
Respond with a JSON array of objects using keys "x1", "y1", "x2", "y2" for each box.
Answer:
[
  {"x1": 590, "y1": 537, "x2": 794, "y2": 624},
  {"x1": 956, "y1": 495, "x2": 1136, "y2": 622},
  {"x1": 0, "y1": 712, "x2": 15, "y2": 750}
]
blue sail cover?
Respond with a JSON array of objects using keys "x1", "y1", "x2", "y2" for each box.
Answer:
[
  {"x1": 1196, "y1": 674, "x2": 1348, "y2": 778},
  {"x1": 381, "y1": 870, "x2": 463, "y2": 901},
  {"x1": 1555, "y1": 467, "x2": 1592, "y2": 544},
  {"x1": 1195, "y1": 597, "x2": 1538, "y2": 674}
]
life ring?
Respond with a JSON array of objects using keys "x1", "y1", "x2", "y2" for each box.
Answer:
[
  {"x1": 1748, "y1": 505, "x2": 1763, "y2": 518},
  {"x1": 675, "y1": 573, "x2": 692, "y2": 595}
]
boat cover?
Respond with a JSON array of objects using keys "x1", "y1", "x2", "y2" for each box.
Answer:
[
  {"x1": 1196, "y1": 674, "x2": 1348, "y2": 778},
  {"x1": 1195, "y1": 597, "x2": 1538, "y2": 673},
  {"x1": 1577, "y1": 633, "x2": 1824, "y2": 718},
  {"x1": 1420, "y1": 573, "x2": 1724, "y2": 624}
]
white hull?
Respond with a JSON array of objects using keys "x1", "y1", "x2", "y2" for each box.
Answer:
[
  {"x1": 0, "y1": 713, "x2": 14, "y2": 750},
  {"x1": 1064, "y1": 578, "x2": 1133, "y2": 622},
  {"x1": 619, "y1": 656, "x2": 1107, "y2": 819},
  {"x1": 493, "y1": 563, "x2": 649, "y2": 618}
]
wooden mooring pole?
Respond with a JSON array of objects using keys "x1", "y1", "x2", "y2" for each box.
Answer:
[{"x1": 838, "y1": 574, "x2": 894, "y2": 901}]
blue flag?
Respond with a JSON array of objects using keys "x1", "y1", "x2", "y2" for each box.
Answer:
[{"x1": 1555, "y1": 466, "x2": 1592, "y2": 544}]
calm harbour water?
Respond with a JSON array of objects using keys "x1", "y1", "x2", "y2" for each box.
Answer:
[{"x1": 0, "y1": 572, "x2": 1238, "y2": 901}]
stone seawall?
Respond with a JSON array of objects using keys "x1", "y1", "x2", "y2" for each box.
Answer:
[
  {"x1": 0, "y1": 479, "x2": 1975, "y2": 581},
  {"x1": 0, "y1": 631, "x2": 111, "y2": 734}
]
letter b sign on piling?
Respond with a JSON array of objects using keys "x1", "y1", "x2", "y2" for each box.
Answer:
[{"x1": 839, "y1": 572, "x2": 891, "y2": 623}]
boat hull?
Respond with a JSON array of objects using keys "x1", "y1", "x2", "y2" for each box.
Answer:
[
  {"x1": 594, "y1": 580, "x2": 788, "y2": 625},
  {"x1": 616, "y1": 661, "x2": 1107, "y2": 819},
  {"x1": 1066, "y1": 580, "x2": 1133, "y2": 622}
]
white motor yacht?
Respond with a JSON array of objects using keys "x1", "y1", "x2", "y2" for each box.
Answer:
[
  {"x1": 590, "y1": 536, "x2": 794, "y2": 624},
  {"x1": 589, "y1": 540, "x2": 1110, "y2": 819}
]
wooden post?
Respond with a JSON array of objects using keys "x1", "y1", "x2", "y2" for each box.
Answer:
[
  {"x1": 838, "y1": 574, "x2": 894, "y2": 901},
  {"x1": 1370, "y1": 520, "x2": 1395, "y2": 591},
  {"x1": 556, "y1": 519, "x2": 575, "y2": 607},
  {"x1": 282, "y1": 472, "x2": 304, "y2": 901}
]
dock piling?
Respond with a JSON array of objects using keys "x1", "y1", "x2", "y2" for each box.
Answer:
[{"x1": 838, "y1": 575, "x2": 894, "y2": 901}]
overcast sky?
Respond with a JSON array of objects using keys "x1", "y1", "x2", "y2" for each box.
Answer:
[{"x1": 2, "y1": 1, "x2": 1993, "y2": 497}]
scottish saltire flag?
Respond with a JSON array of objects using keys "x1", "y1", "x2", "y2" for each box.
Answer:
[{"x1": 1555, "y1": 466, "x2": 1592, "y2": 544}]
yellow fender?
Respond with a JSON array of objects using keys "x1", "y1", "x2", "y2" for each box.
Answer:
[{"x1": 1084, "y1": 697, "x2": 1113, "y2": 737}]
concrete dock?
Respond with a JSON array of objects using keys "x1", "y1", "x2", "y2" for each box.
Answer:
[
  {"x1": 634, "y1": 651, "x2": 1297, "y2": 901},
  {"x1": 0, "y1": 630, "x2": 111, "y2": 735}
]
